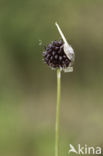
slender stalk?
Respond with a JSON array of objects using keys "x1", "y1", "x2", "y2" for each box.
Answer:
[{"x1": 55, "y1": 68, "x2": 61, "y2": 156}]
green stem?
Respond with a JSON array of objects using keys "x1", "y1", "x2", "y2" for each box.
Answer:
[{"x1": 55, "y1": 68, "x2": 61, "y2": 156}]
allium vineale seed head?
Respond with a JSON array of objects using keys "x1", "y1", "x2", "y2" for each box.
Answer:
[
  {"x1": 43, "y1": 22, "x2": 75, "y2": 72},
  {"x1": 43, "y1": 40, "x2": 71, "y2": 69}
]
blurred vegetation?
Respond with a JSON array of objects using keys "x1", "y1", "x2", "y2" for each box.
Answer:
[{"x1": 0, "y1": 0, "x2": 103, "y2": 155}]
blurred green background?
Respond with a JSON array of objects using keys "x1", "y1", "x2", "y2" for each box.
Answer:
[{"x1": 0, "y1": 0, "x2": 103, "y2": 155}]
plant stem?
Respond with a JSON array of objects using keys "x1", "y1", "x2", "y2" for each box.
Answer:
[{"x1": 55, "y1": 68, "x2": 61, "y2": 156}]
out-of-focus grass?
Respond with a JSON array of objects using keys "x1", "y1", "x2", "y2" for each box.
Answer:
[{"x1": 0, "y1": 86, "x2": 103, "y2": 156}]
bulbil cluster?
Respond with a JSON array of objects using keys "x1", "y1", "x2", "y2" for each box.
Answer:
[{"x1": 43, "y1": 40, "x2": 71, "y2": 69}]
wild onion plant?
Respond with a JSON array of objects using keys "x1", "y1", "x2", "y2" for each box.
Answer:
[{"x1": 43, "y1": 22, "x2": 75, "y2": 156}]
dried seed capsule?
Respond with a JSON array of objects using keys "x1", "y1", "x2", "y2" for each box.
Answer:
[
  {"x1": 47, "y1": 54, "x2": 50, "y2": 59},
  {"x1": 58, "y1": 48, "x2": 62, "y2": 54},
  {"x1": 59, "y1": 56, "x2": 62, "y2": 61},
  {"x1": 53, "y1": 41, "x2": 58, "y2": 45},
  {"x1": 51, "y1": 45, "x2": 55, "y2": 50},
  {"x1": 53, "y1": 41, "x2": 60, "y2": 47},
  {"x1": 58, "y1": 39, "x2": 63, "y2": 46},
  {"x1": 55, "y1": 47, "x2": 59, "y2": 51},
  {"x1": 55, "y1": 55, "x2": 58, "y2": 59},
  {"x1": 63, "y1": 55, "x2": 66, "y2": 59},
  {"x1": 52, "y1": 51, "x2": 56, "y2": 56},
  {"x1": 48, "y1": 44, "x2": 52, "y2": 48},
  {"x1": 50, "y1": 56, "x2": 53, "y2": 61},
  {"x1": 47, "y1": 48, "x2": 52, "y2": 53}
]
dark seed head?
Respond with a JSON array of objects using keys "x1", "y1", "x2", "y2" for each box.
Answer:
[{"x1": 42, "y1": 39, "x2": 71, "y2": 69}]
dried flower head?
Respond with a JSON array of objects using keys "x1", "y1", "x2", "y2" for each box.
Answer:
[
  {"x1": 43, "y1": 39, "x2": 71, "y2": 69},
  {"x1": 43, "y1": 22, "x2": 75, "y2": 72}
]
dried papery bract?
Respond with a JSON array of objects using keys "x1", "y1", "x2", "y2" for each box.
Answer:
[{"x1": 55, "y1": 22, "x2": 75, "y2": 72}]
